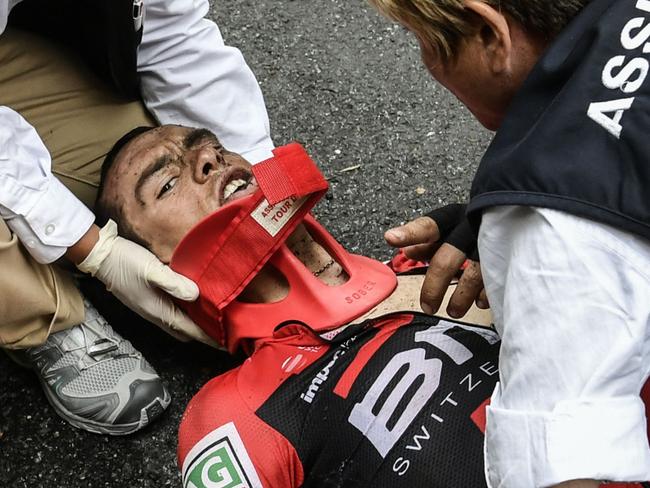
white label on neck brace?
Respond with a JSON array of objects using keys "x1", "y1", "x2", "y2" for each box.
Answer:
[{"x1": 252, "y1": 196, "x2": 308, "y2": 237}]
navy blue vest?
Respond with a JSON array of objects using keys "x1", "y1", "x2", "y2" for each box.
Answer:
[{"x1": 469, "y1": 0, "x2": 650, "y2": 240}]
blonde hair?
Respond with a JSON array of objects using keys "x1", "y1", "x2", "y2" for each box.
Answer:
[{"x1": 369, "y1": 0, "x2": 591, "y2": 62}]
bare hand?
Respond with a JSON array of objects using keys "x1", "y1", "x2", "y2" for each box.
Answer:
[{"x1": 385, "y1": 205, "x2": 488, "y2": 318}]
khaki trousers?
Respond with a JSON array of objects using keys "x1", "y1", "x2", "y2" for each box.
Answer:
[{"x1": 0, "y1": 28, "x2": 155, "y2": 349}]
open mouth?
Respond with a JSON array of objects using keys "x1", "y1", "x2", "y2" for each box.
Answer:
[{"x1": 219, "y1": 167, "x2": 257, "y2": 205}]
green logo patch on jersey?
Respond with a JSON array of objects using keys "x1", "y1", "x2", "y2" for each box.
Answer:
[
  {"x1": 186, "y1": 445, "x2": 243, "y2": 488},
  {"x1": 183, "y1": 422, "x2": 262, "y2": 488}
]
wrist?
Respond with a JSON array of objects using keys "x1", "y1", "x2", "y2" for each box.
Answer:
[{"x1": 65, "y1": 224, "x2": 100, "y2": 264}]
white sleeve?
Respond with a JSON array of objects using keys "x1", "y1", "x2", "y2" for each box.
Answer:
[
  {"x1": 1, "y1": 0, "x2": 8, "y2": 35},
  {"x1": 478, "y1": 206, "x2": 650, "y2": 487},
  {"x1": 1, "y1": 1, "x2": 23, "y2": 36},
  {"x1": 0, "y1": 107, "x2": 95, "y2": 263},
  {"x1": 137, "y1": 0, "x2": 275, "y2": 164}
]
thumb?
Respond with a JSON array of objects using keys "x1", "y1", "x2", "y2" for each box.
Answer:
[
  {"x1": 157, "y1": 300, "x2": 220, "y2": 347},
  {"x1": 172, "y1": 312, "x2": 221, "y2": 348},
  {"x1": 146, "y1": 261, "x2": 200, "y2": 301},
  {"x1": 385, "y1": 217, "x2": 440, "y2": 248}
]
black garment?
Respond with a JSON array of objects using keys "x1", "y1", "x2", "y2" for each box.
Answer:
[
  {"x1": 426, "y1": 203, "x2": 479, "y2": 259},
  {"x1": 263, "y1": 316, "x2": 499, "y2": 487},
  {"x1": 9, "y1": 0, "x2": 142, "y2": 99},
  {"x1": 179, "y1": 314, "x2": 500, "y2": 487},
  {"x1": 469, "y1": 0, "x2": 650, "y2": 240}
]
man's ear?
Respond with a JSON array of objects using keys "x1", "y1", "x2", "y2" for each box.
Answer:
[{"x1": 463, "y1": 0, "x2": 512, "y2": 74}]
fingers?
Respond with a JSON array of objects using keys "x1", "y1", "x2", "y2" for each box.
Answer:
[
  {"x1": 158, "y1": 322, "x2": 193, "y2": 342},
  {"x1": 123, "y1": 290, "x2": 194, "y2": 342},
  {"x1": 402, "y1": 242, "x2": 441, "y2": 262},
  {"x1": 150, "y1": 291, "x2": 219, "y2": 346},
  {"x1": 385, "y1": 217, "x2": 440, "y2": 249},
  {"x1": 446, "y1": 260, "x2": 484, "y2": 318},
  {"x1": 147, "y1": 262, "x2": 200, "y2": 301},
  {"x1": 166, "y1": 307, "x2": 219, "y2": 347},
  {"x1": 476, "y1": 288, "x2": 490, "y2": 309},
  {"x1": 420, "y1": 243, "x2": 466, "y2": 315}
]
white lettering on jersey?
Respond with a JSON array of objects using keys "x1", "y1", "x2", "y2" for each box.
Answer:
[
  {"x1": 349, "y1": 348, "x2": 442, "y2": 458},
  {"x1": 301, "y1": 349, "x2": 347, "y2": 404},
  {"x1": 639, "y1": 0, "x2": 650, "y2": 14},
  {"x1": 405, "y1": 425, "x2": 431, "y2": 451},
  {"x1": 301, "y1": 335, "x2": 357, "y2": 404},
  {"x1": 182, "y1": 422, "x2": 263, "y2": 488},
  {"x1": 415, "y1": 324, "x2": 474, "y2": 364},
  {"x1": 393, "y1": 457, "x2": 411, "y2": 476},
  {"x1": 348, "y1": 321, "x2": 481, "y2": 458}
]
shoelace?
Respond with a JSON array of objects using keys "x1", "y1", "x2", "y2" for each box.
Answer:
[
  {"x1": 81, "y1": 317, "x2": 145, "y2": 371},
  {"x1": 81, "y1": 299, "x2": 144, "y2": 365},
  {"x1": 81, "y1": 320, "x2": 120, "y2": 359},
  {"x1": 26, "y1": 301, "x2": 141, "y2": 374},
  {"x1": 39, "y1": 321, "x2": 135, "y2": 373}
]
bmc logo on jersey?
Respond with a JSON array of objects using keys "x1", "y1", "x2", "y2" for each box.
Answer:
[{"x1": 182, "y1": 422, "x2": 263, "y2": 488}]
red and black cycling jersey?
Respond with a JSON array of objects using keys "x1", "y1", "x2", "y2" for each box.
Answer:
[
  {"x1": 178, "y1": 313, "x2": 501, "y2": 487},
  {"x1": 178, "y1": 312, "x2": 650, "y2": 487}
]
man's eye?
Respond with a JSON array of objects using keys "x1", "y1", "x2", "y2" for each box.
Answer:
[{"x1": 157, "y1": 177, "x2": 178, "y2": 198}]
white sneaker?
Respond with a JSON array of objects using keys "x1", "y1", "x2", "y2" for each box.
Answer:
[{"x1": 8, "y1": 299, "x2": 171, "y2": 435}]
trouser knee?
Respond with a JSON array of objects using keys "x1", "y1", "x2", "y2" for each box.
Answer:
[{"x1": 0, "y1": 220, "x2": 84, "y2": 349}]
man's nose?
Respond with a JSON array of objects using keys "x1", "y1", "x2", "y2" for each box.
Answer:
[{"x1": 193, "y1": 147, "x2": 220, "y2": 182}]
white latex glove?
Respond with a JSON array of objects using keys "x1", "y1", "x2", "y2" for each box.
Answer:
[{"x1": 78, "y1": 220, "x2": 216, "y2": 346}]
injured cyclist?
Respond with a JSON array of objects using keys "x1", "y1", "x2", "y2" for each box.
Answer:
[
  {"x1": 97, "y1": 125, "x2": 650, "y2": 488},
  {"x1": 94, "y1": 124, "x2": 504, "y2": 487}
]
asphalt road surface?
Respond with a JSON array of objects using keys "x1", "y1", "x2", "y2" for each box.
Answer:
[{"x1": 0, "y1": 0, "x2": 491, "y2": 486}]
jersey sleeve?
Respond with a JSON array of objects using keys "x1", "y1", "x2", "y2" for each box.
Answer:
[{"x1": 178, "y1": 369, "x2": 304, "y2": 488}]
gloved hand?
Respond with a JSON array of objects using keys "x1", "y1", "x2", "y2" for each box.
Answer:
[
  {"x1": 384, "y1": 203, "x2": 489, "y2": 318},
  {"x1": 78, "y1": 219, "x2": 214, "y2": 345}
]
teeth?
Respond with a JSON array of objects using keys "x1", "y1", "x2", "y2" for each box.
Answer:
[{"x1": 223, "y1": 179, "x2": 248, "y2": 200}]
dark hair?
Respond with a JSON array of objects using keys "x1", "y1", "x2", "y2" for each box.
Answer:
[{"x1": 95, "y1": 126, "x2": 154, "y2": 248}]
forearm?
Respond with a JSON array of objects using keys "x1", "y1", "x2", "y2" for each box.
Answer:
[
  {"x1": 137, "y1": 0, "x2": 274, "y2": 163},
  {"x1": 64, "y1": 224, "x2": 99, "y2": 265}
]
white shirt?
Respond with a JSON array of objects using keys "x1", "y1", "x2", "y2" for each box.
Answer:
[
  {"x1": 0, "y1": 0, "x2": 275, "y2": 263},
  {"x1": 479, "y1": 206, "x2": 650, "y2": 487}
]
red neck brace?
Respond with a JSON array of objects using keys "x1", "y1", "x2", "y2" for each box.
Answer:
[{"x1": 170, "y1": 143, "x2": 397, "y2": 353}]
